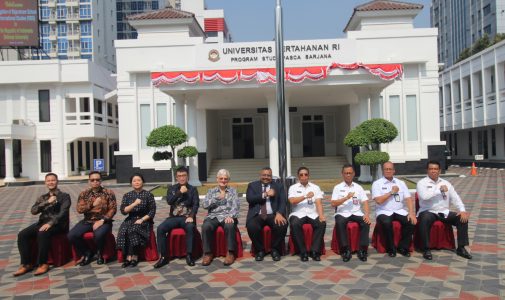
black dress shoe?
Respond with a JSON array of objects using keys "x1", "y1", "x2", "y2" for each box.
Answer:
[
  {"x1": 387, "y1": 250, "x2": 396, "y2": 257},
  {"x1": 79, "y1": 253, "x2": 93, "y2": 266},
  {"x1": 153, "y1": 257, "x2": 169, "y2": 269},
  {"x1": 255, "y1": 251, "x2": 265, "y2": 262},
  {"x1": 311, "y1": 251, "x2": 321, "y2": 261},
  {"x1": 271, "y1": 250, "x2": 281, "y2": 262},
  {"x1": 357, "y1": 250, "x2": 367, "y2": 262},
  {"x1": 300, "y1": 252, "x2": 309, "y2": 262},
  {"x1": 121, "y1": 260, "x2": 131, "y2": 268},
  {"x1": 96, "y1": 255, "x2": 105, "y2": 265},
  {"x1": 456, "y1": 247, "x2": 472, "y2": 259},
  {"x1": 423, "y1": 250, "x2": 433, "y2": 260},
  {"x1": 397, "y1": 248, "x2": 411, "y2": 257},
  {"x1": 186, "y1": 254, "x2": 195, "y2": 266},
  {"x1": 129, "y1": 260, "x2": 139, "y2": 267},
  {"x1": 341, "y1": 249, "x2": 352, "y2": 262}
]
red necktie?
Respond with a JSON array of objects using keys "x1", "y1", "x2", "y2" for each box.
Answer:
[{"x1": 260, "y1": 184, "x2": 267, "y2": 219}]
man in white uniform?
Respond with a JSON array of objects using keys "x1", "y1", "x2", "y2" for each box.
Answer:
[
  {"x1": 331, "y1": 164, "x2": 371, "y2": 262},
  {"x1": 288, "y1": 167, "x2": 326, "y2": 262},
  {"x1": 416, "y1": 160, "x2": 472, "y2": 260},
  {"x1": 372, "y1": 161, "x2": 416, "y2": 257}
]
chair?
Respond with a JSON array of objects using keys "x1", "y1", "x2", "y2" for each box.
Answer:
[
  {"x1": 31, "y1": 233, "x2": 72, "y2": 267},
  {"x1": 213, "y1": 226, "x2": 244, "y2": 258},
  {"x1": 371, "y1": 220, "x2": 414, "y2": 253},
  {"x1": 250, "y1": 225, "x2": 286, "y2": 255},
  {"x1": 117, "y1": 229, "x2": 159, "y2": 262},
  {"x1": 72, "y1": 231, "x2": 116, "y2": 261},
  {"x1": 166, "y1": 227, "x2": 203, "y2": 259},
  {"x1": 288, "y1": 223, "x2": 326, "y2": 255},
  {"x1": 330, "y1": 221, "x2": 363, "y2": 254},
  {"x1": 414, "y1": 193, "x2": 456, "y2": 250}
]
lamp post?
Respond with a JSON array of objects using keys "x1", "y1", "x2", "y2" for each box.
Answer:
[{"x1": 275, "y1": 0, "x2": 288, "y2": 199}]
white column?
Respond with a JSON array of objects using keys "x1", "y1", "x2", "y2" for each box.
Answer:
[
  {"x1": 267, "y1": 95, "x2": 279, "y2": 177},
  {"x1": 4, "y1": 139, "x2": 16, "y2": 182},
  {"x1": 185, "y1": 96, "x2": 201, "y2": 186},
  {"x1": 284, "y1": 96, "x2": 292, "y2": 177}
]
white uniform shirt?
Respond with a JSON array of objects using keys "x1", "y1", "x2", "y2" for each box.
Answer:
[
  {"x1": 288, "y1": 182, "x2": 324, "y2": 220},
  {"x1": 331, "y1": 181, "x2": 368, "y2": 217},
  {"x1": 261, "y1": 183, "x2": 274, "y2": 214},
  {"x1": 372, "y1": 177, "x2": 411, "y2": 217},
  {"x1": 416, "y1": 176, "x2": 466, "y2": 217}
]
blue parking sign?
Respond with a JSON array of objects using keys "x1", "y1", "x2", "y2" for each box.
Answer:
[{"x1": 93, "y1": 159, "x2": 105, "y2": 172}]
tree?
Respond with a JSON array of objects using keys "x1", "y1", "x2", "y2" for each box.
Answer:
[
  {"x1": 146, "y1": 125, "x2": 198, "y2": 184},
  {"x1": 344, "y1": 118, "x2": 398, "y2": 181}
]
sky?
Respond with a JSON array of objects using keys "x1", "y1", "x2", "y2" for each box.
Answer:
[{"x1": 205, "y1": 0, "x2": 433, "y2": 42}]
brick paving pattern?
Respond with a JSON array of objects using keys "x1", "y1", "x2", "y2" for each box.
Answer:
[{"x1": 0, "y1": 166, "x2": 503, "y2": 299}]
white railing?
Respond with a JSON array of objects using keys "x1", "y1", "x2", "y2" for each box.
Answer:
[
  {"x1": 65, "y1": 112, "x2": 118, "y2": 128},
  {"x1": 486, "y1": 92, "x2": 496, "y2": 105}
]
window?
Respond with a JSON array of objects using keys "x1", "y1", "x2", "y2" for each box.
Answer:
[
  {"x1": 85, "y1": 141, "x2": 90, "y2": 169},
  {"x1": 80, "y1": 21, "x2": 91, "y2": 36},
  {"x1": 39, "y1": 90, "x2": 50, "y2": 122},
  {"x1": 93, "y1": 142, "x2": 97, "y2": 160},
  {"x1": 70, "y1": 142, "x2": 75, "y2": 171},
  {"x1": 57, "y1": 22, "x2": 67, "y2": 36},
  {"x1": 40, "y1": 6, "x2": 50, "y2": 19},
  {"x1": 41, "y1": 39, "x2": 51, "y2": 52},
  {"x1": 40, "y1": 141, "x2": 52, "y2": 172},
  {"x1": 56, "y1": 6, "x2": 67, "y2": 19},
  {"x1": 484, "y1": 24, "x2": 491, "y2": 35},
  {"x1": 107, "y1": 103, "x2": 113, "y2": 117},
  {"x1": 40, "y1": 0, "x2": 48, "y2": 3},
  {"x1": 80, "y1": 37, "x2": 92, "y2": 53},
  {"x1": 491, "y1": 128, "x2": 496, "y2": 156},
  {"x1": 483, "y1": 4, "x2": 491, "y2": 16},
  {"x1": 57, "y1": 38, "x2": 68, "y2": 53},
  {"x1": 40, "y1": 23, "x2": 50, "y2": 37},
  {"x1": 79, "y1": 4, "x2": 91, "y2": 18},
  {"x1": 156, "y1": 103, "x2": 167, "y2": 127},
  {"x1": 468, "y1": 131, "x2": 472, "y2": 155},
  {"x1": 94, "y1": 99, "x2": 103, "y2": 114},
  {"x1": 454, "y1": 133, "x2": 458, "y2": 156},
  {"x1": 406, "y1": 95, "x2": 418, "y2": 141},
  {"x1": 140, "y1": 104, "x2": 151, "y2": 149},
  {"x1": 389, "y1": 95, "x2": 401, "y2": 141},
  {"x1": 152, "y1": 1, "x2": 159, "y2": 9}
]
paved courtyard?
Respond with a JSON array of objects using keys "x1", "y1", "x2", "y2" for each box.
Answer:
[{"x1": 0, "y1": 166, "x2": 504, "y2": 299}]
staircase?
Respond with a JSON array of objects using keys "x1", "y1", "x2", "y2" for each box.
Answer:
[{"x1": 206, "y1": 156, "x2": 348, "y2": 182}]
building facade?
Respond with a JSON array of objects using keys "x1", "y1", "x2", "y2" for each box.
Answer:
[
  {"x1": 117, "y1": 0, "x2": 173, "y2": 40},
  {"x1": 432, "y1": 0, "x2": 505, "y2": 68},
  {"x1": 439, "y1": 39, "x2": 505, "y2": 166},
  {"x1": 113, "y1": 1, "x2": 445, "y2": 184}
]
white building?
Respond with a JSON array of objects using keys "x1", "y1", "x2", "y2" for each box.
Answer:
[
  {"x1": 0, "y1": 60, "x2": 118, "y2": 182},
  {"x1": 439, "y1": 39, "x2": 505, "y2": 166},
  {"x1": 113, "y1": 0, "x2": 445, "y2": 184}
]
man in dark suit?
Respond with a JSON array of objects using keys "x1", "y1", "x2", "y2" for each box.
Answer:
[{"x1": 246, "y1": 167, "x2": 288, "y2": 261}]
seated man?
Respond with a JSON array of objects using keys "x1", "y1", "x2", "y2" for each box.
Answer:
[
  {"x1": 154, "y1": 166, "x2": 199, "y2": 268},
  {"x1": 246, "y1": 167, "x2": 288, "y2": 262},
  {"x1": 14, "y1": 173, "x2": 71, "y2": 276},
  {"x1": 372, "y1": 161, "x2": 416, "y2": 257},
  {"x1": 288, "y1": 167, "x2": 326, "y2": 262},
  {"x1": 201, "y1": 169, "x2": 240, "y2": 266},
  {"x1": 416, "y1": 160, "x2": 472, "y2": 260},
  {"x1": 68, "y1": 171, "x2": 117, "y2": 266},
  {"x1": 331, "y1": 164, "x2": 371, "y2": 262}
]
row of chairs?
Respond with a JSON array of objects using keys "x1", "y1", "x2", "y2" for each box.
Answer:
[{"x1": 32, "y1": 216, "x2": 455, "y2": 267}]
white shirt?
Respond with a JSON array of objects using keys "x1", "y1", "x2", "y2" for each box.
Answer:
[
  {"x1": 261, "y1": 183, "x2": 273, "y2": 215},
  {"x1": 372, "y1": 177, "x2": 411, "y2": 217},
  {"x1": 331, "y1": 181, "x2": 368, "y2": 217},
  {"x1": 288, "y1": 182, "x2": 324, "y2": 220},
  {"x1": 416, "y1": 176, "x2": 466, "y2": 217}
]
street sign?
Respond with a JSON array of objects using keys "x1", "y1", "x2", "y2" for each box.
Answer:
[
  {"x1": 93, "y1": 159, "x2": 105, "y2": 172},
  {"x1": 474, "y1": 154, "x2": 484, "y2": 161}
]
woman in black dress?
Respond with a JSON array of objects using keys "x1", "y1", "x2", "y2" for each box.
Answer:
[{"x1": 117, "y1": 173, "x2": 156, "y2": 267}]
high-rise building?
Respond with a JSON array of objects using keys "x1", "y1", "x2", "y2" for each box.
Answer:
[
  {"x1": 116, "y1": 0, "x2": 173, "y2": 39},
  {"x1": 31, "y1": 0, "x2": 116, "y2": 71},
  {"x1": 431, "y1": 0, "x2": 505, "y2": 68}
]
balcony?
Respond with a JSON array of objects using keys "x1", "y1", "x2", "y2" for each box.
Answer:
[
  {"x1": 66, "y1": 13, "x2": 80, "y2": 22},
  {"x1": 64, "y1": 112, "x2": 118, "y2": 140},
  {"x1": 67, "y1": 29, "x2": 80, "y2": 39},
  {"x1": 67, "y1": 47, "x2": 80, "y2": 57},
  {"x1": 66, "y1": 0, "x2": 78, "y2": 6},
  {"x1": 47, "y1": 0, "x2": 56, "y2": 7},
  {"x1": 0, "y1": 121, "x2": 36, "y2": 140}
]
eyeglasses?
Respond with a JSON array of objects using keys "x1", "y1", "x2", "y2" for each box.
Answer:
[
  {"x1": 298, "y1": 173, "x2": 309, "y2": 177},
  {"x1": 89, "y1": 178, "x2": 101, "y2": 182}
]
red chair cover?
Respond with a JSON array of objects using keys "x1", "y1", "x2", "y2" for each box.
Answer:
[
  {"x1": 167, "y1": 228, "x2": 203, "y2": 259},
  {"x1": 117, "y1": 229, "x2": 159, "y2": 262},
  {"x1": 213, "y1": 226, "x2": 244, "y2": 258},
  {"x1": 414, "y1": 221, "x2": 456, "y2": 250},
  {"x1": 72, "y1": 231, "x2": 116, "y2": 261},
  {"x1": 288, "y1": 223, "x2": 326, "y2": 255},
  {"x1": 331, "y1": 221, "x2": 363, "y2": 254},
  {"x1": 372, "y1": 220, "x2": 414, "y2": 253},
  {"x1": 31, "y1": 233, "x2": 72, "y2": 267},
  {"x1": 250, "y1": 225, "x2": 286, "y2": 255}
]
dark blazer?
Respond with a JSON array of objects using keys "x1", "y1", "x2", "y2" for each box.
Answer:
[
  {"x1": 246, "y1": 180, "x2": 286, "y2": 223},
  {"x1": 31, "y1": 189, "x2": 71, "y2": 231},
  {"x1": 166, "y1": 183, "x2": 199, "y2": 218}
]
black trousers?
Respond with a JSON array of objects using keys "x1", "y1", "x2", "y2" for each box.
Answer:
[
  {"x1": 289, "y1": 216, "x2": 326, "y2": 254},
  {"x1": 201, "y1": 218, "x2": 237, "y2": 254},
  {"x1": 376, "y1": 213, "x2": 414, "y2": 252},
  {"x1": 156, "y1": 216, "x2": 196, "y2": 257},
  {"x1": 418, "y1": 210, "x2": 469, "y2": 250},
  {"x1": 246, "y1": 214, "x2": 288, "y2": 253},
  {"x1": 334, "y1": 214, "x2": 370, "y2": 252},
  {"x1": 67, "y1": 220, "x2": 112, "y2": 257},
  {"x1": 17, "y1": 223, "x2": 64, "y2": 265}
]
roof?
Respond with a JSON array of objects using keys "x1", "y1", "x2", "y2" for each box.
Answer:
[
  {"x1": 127, "y1": 7, "x2": 194, "y2": 21},
  {"x1": 344, "y1": 0, "x2": 423, "y2": 32},
  {"x1": 354, "y1": 0, "x2": 423, "y2": 11}
]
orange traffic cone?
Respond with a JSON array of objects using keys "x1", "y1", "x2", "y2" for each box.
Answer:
[{"x1": 471, "y1": 162, "x2": 478, "y2": 176}]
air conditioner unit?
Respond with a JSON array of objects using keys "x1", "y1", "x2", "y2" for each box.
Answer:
[{"x1": 12, "y1": 119, "x2": 25, "y2": 125}]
